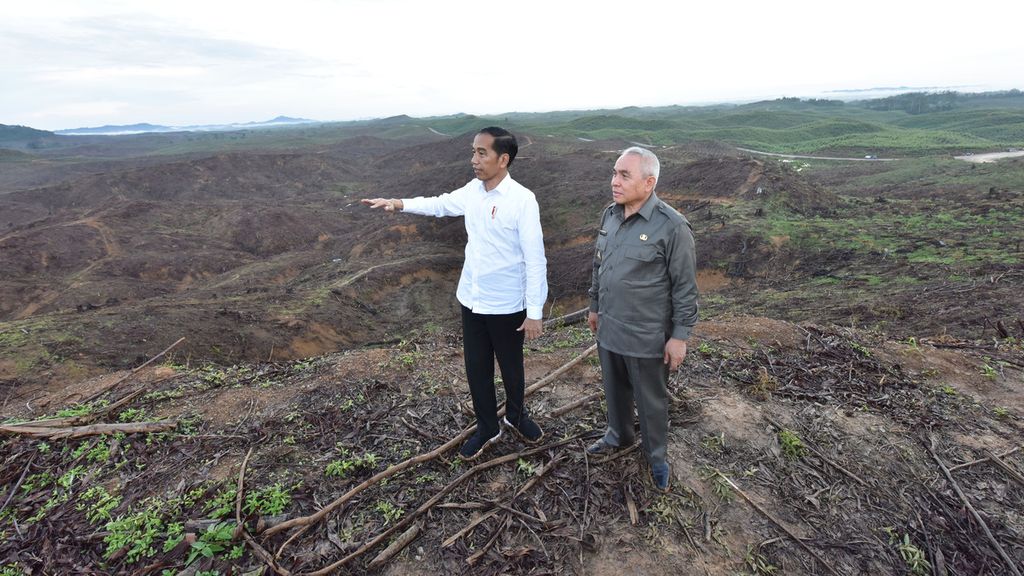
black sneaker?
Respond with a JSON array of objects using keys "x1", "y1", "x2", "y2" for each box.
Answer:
[
  {"x1": 459, "y1": 428, "x2": 502, "y2": 461},
  {"x1": 503, "y1": 415, "x2": 543, "y2": 444}
]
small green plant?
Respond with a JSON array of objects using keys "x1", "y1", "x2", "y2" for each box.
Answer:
[
  {"x1": 104, "y1": 503, "x2": 167, "y2": 562},
  {"x1": 883, "y1": 528, "x2": 930, "y2": 576},
  {"x1": 849, "y1": 341, "x2": 872, "y2": 357},
  {"x1": 993, "y1": 406, "x2": 1010, "y2": 419},
  {"x1": 515, "y1": 458, "x2": 537, "y2": 477},
  {"x1": 77, "y1": 486, "x2": 122, "y2": 524},
  {"x1": 701, "y1": 432, "x2": 725, "y2": 453},
  {"x1": 117, "y1": 407, "x2": 149, "y2": 423},
  {"x1": 645, "y1": 495, "x2": 676, "y2": 526},
  {"x1": 1, "y1": 563, "x2": 26, "y2": 576},
  {"x1": 699, "y1": 466, "x2": 734, "y2": 502},
  {"x1": 205, "y1": 488, "x2": 237, "y2": 519},
  {"x1": 374, "y1": 500, "x2": 404, "y2": 525},
  {"x1": 244, "y1": 483, "x2": 293, "y2": 516},
  {"x1": 980, "y1": 360, "x2": 998, "y2": 379},
  {"x1": 906, "y1": 337, "x2": 920, "y2": 352},
  {"x1": 326, "y1": 458, "x2": 355, "y2": 478},
  {"x1": 778, "y1": 429, "x2": 807, "y2": 460},
  {"x1": 186, "y1": 521, "x2": 235, "y2": 566},
  {"x1": 55, "y1": 400, "x2": 107, "y2": 418},
  {"x1": 414, "y1": 473, "x2": 438, "y2": 484},
  {"x1": 940, "y1": 385, "x2": 957, "y2": 396},
  {"x1": 163, "y1": 522, "x2": 185, "y2": 552},
  {"x1": 326, "y1": 450, "x2": 378, "y2": 479},
  {"x1": 744, "y1": 545, "x2": 779, "y2": 574}
]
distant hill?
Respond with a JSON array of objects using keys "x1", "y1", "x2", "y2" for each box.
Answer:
[
  {"x1": 56, "y1": 116, "x2": 320, "y2": 136},
  {"x1": 0, "y1": 124, "x2": 54, "y2": 142},
  {"x1": 0, "y1": 123, "x2": 65, "y2": 150}
]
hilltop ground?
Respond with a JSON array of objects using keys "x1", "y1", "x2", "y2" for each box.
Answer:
[{"x1": 1, "y1": 101, "x2": 1023, "y2": 575}]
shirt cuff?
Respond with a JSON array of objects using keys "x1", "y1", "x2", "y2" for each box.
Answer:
[
  {"x1": 589, "y1": 299, "x2": 599, "y2": 313},
  {"x1": 671, "y1": 325, "x2": 692, "y2": 341},
  {"x1": 527, "y1": 305, "x2": 544, "y2": 320}
]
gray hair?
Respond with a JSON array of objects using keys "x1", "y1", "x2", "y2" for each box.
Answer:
[{"x1": 621, "y1": 146, "x2": 660, "y2": 187}]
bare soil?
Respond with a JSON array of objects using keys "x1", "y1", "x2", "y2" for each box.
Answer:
[{"x1": 1, "y1": 129, "x2": 1022, "y2": 575}]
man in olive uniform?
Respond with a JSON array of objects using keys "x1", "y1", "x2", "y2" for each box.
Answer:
[{"x1": 586, "y1": 146, "x2": 698, "y2": 491}]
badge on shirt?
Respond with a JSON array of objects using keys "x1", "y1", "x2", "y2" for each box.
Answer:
[{"x1": 640, "y1": 234, "x2": 648, "y2": 241}]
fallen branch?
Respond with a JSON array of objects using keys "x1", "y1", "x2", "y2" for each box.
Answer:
[
  {"x1": 929, "y1": 439, "x2": 1023, "y2": 576},
  {"x1": 6, "y1": 337, "x2": 185, "y2": 430},
  {"x1": 442, "y1": 456, "x2": 563, "y2": 548},
  {"x1": 542, "y1": 308, "x2": 589, "y2": 329},
  {"x1": 764, "y1": 417, "x2": 868, "y2": 487},
  {"x1": 0, "y1": 453, "x2": 35, "y2": 515},
  {"x1": 367, "y1": 523, "x2": 421, "y2": 570},
  {"x1": 79, "y1": 337, "x2": 186, "y2": 405},
  {"x1": 550, "y1": 391, "x2": 602, "y2": 418},
  {"x1": 466, "y1": 515, "x2": 510, "y2": 566},
  {"x1": 715, "y1": 470, "x2": 843, "y2": 576},
  {"x1": 0, "y1": 420, "x2": 177, "y2": 439},
  {"x1": 985, "y1": 449, "x2": 1024, "y2": 489},
  {"x1": 947, "y1": 446, "x2": 1020, "y2": 472},
  {"x1": 236, "y1": 446, "x2": 291, "y2": 576},
  {"x1": 301, "y1": 436, "x2": 580, "y2": 575},
  {"x1": 264, "y1": 344, "x2": 597, "y2": 540}
]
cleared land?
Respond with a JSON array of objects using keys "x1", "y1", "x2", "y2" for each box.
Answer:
[{"x1": 1, "y1": 94, "x2": 1022, "y2": 575}]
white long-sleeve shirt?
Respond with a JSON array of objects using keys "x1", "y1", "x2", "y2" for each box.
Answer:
[{"x1": 402, "y1": 174, "x2": 548, "y2": 319}]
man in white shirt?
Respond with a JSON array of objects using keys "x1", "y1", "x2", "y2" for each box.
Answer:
[{"x1": 362, "y1": 127, "x2": 548, "y2": 460}]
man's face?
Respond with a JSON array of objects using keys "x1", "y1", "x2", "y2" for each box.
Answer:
[
  {"x1": 471, "y1": 133, "x2": 507, "y2": 183},
  {"x1": 611, "y1": 153, "x2": 655, "y2": 208}
]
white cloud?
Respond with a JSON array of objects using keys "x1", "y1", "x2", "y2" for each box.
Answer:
[{"x1": 1, "y1": 0, "x2": 1021, "y2": 130}]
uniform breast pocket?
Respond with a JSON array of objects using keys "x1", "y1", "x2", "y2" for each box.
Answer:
[
  {"x1": 623, "y1": 245, "x2": 660, "y2": 264},
  {"x1": 622, "y1": 244, "x2": 663, "y2": 283}
]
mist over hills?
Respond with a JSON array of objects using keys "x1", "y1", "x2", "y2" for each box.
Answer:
[{"x1": 55, "y1": 115, "x2": 319, "y2": 135}]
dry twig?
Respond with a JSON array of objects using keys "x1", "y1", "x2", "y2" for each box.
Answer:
[
  {"x1": 715, "y1": 470, "x2": 843, "y2": 576},
  {"x1": 929, "y1": 439, "x2": 1023, "y2": 576}
]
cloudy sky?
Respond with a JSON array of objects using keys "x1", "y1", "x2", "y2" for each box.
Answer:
[{"x1": 3, "y1": 0, "x2": 1021, "y2": 130}]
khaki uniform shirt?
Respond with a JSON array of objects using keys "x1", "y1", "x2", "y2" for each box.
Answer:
[{"x1": 588, "y1": 192, "x2": 699, "y2": 358}]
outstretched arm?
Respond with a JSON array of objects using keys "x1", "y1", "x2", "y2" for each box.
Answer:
[{"x1": 361, "y1": 198, "x2": 404, "y2": 212}]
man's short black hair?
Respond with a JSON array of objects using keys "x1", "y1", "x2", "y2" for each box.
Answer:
[{"x1": 478, "y1": 126, "x2": 518, "y2": 168}]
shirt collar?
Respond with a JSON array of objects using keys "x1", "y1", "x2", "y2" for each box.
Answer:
[
  {"x1": 477, "y1": 172, "x2": 512, "y2": 195},
  {"x1": 613, "y1": 191, "x2": 660, "y2": 221}
]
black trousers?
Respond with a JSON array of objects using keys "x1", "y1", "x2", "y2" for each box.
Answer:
[{"x1": 461, "y1": 305, "x2": 527, "y2": 438}]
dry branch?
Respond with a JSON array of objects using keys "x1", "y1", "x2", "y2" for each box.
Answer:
[
  {"x1": 0, "y1": 420, "x2": 177, "y2": 439},
  {"x1": 442, "y1": 456, "x2": 563, "y2": 548},
  {"x1": 929, "y1": 439, "x2": 1023, "y2": 576},
  {"x1": 985, "y1": 449, "x2": 1024, "y2": 489},
  {"x1": 79, "y1": 337, "x2": 186, "y2": 405},
  {"x1": 550, "y1": 391, "x2": 602, "y2": 418},
  {"x1": 0, "y1": 454, "x2": 35, "y2": 515},
  {"x1": 5, "y1": 337, "x2": 185, "y2": 431},
  {"x1": 264, "y1": 344, "x2": 597, "y2": 540},
  {"x1": 235, "y1": 446, "x2": 291, "y2": 576},
  {"x1": 764, "y1": 416, "x2": 868, "y2": 487},
  {"x1": 543, "y1": 307, "x2": 589, "y2": 328},
  {"x1": 301, "y1": 436, "x2": 580, "y2": 575},
  {"x1": 367, "y1": 523, "x2": 421, "y2": 570},
  {"x1": 947, "y1": 446, "x2": 1021, "y2": 472},
  {"x1": 715, "y1": 470, "x2": 843, "y2": 576}
]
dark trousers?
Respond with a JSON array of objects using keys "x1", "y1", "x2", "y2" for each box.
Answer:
[
  {"x1": 461, "y1": 306, "x2": 527, "y2": 438},
  {"x1": 598, "y1": 345, "x2": 670, "y2": 468}
]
